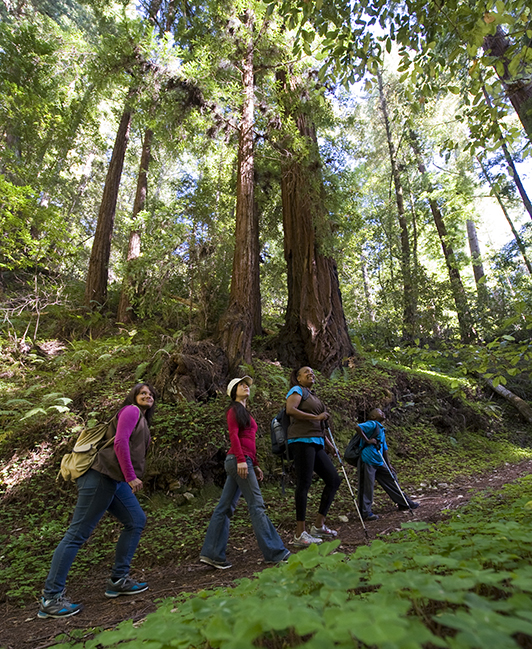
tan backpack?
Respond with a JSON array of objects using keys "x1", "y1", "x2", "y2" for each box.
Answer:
[{"x1": 58, "y1": 417, "x2": 117, "y2": 482}]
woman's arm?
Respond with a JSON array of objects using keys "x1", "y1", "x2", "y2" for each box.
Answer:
[
  {"x1": 114, "y1": 405, "x2": 142, "y2": 491},
  {"x1": 227, "y1": 409, "x2": 249, "y2": 478},
  {"x1": 286, "y1": 392, "x2": 329, "y2": 422}
]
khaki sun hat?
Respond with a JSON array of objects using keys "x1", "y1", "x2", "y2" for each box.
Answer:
[{"x1": 226, "y1": 376, "x2": 253, "y2": 397}]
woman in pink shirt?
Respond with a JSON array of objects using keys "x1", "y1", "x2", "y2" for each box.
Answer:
[
  {"x1": 200, "y1": 376, "x2": 290, "y2": 569},
  {"x1": 38, "y1": 383, "x2": 156, "y2": 619}
]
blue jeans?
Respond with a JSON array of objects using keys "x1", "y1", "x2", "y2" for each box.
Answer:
[
  {"x1": 44, "y1": 469, "x2": 146, "y2": 597},
  {"x1": 200, "y1": 455, "x2": 287, "y2": 563}
]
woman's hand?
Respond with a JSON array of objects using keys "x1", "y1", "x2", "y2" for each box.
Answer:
[
  {"x1": 316, "y1": 411, "x2": 329, "y2": 421},
  {"x1": 254, "y1": 466, "x2": 264, "y2": 482},
  {"x1": 128, "y1": 478, "x2": 143, "y2": 493},
  {"x1": 237, "y1": 462, "x2": 249, "y2": 479}
]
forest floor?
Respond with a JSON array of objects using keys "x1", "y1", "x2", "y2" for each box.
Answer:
[{"x1": 2, "y1": 457, "x2": 532, "y2": 649}]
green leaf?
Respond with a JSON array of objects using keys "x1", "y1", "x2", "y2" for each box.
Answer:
[{"x1": 20, "y1": 407, "x2": 48, "y2": 420}]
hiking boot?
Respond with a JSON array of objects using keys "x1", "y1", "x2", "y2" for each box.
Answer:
[
  {"x1": 105, "y1": 576, "x2": 149, "y2": 598},
  {"x1": 199, "y1": 555, "x2": 232, "y2": 570},
  {"x1": 38, "y1": 591, "x2": 83, "y2": 619},
  {"x1": 293, "y1": 530, "x2": 323, "y2": 547},
  {"x1": 398, "y1": 502, "x2": 420, "y2": 511},
  {"x1": 363, "y1": 513, "x2": 379, "y2": 521},
  {"x1": 310, "y1": 524, "x2": 338, "y2": 539}
]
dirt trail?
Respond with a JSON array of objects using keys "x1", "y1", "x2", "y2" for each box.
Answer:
[{"x1": 2, "y1": 458, "x2": 532, "y2": 649}]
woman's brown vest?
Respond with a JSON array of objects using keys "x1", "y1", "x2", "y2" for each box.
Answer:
[
  {"x1": 287, "y1": 390, "x2": 326, "y2": 440},
  {"x1": 92, "y1": 407, "x2": 151, "y2": 481}
]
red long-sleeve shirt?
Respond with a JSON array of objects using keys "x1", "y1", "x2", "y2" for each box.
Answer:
[{"x1": 226, "y1": 407, "x2": 258, "y2": 466}]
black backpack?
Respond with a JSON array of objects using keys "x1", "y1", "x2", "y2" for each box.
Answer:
[
  {"x1": 344, "y1": 431, "x2": 363, "y2": 466},
  {"x1": 270, "y1": 387, "x2": 310, "y2": 457},
  {"x1": 344, "y1": 425, "x2": 382, "y2": 466},
  {"x1": 270, "y1": 387, "x2": 310, "y2": 492}
]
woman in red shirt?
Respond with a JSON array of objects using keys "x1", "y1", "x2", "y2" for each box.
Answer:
[{"x1": 200, "y1": 376, "x2": 290, "y2": 569}]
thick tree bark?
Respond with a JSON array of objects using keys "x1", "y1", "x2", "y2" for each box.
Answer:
[
  {"x1": 217, "y1": 11, "x2": 260, "y2": 373},
  {"x1": 483, "y1": 26, "x2": 532, "y2": 144},
  {"x1": 84, "y1": 89, "x2": 136, "y2": 308},
  {"x1": 410, "y1": 131, "x2": 476, "y2": 342},
  {"x1": 482, "y1": 86, "x2": 532, "y2": 220},
  {"x1": 117, "y1": 128, "x2": 153, "y2": 323},
  {"x1": 377, "y1": 69, "x2": 417, "y2": 341},
  {"x1": 466, "y1": 219, "x2": 490, "y2": 306},
  {"x1": 276, "y1": 72, "x2": 354, "y2": 375}
]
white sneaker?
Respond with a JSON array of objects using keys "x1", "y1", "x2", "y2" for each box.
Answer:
[
  {"x1": 310, "y1": 524, "x2": 338, "y2": 539},
  {"x1": 293, "y1": 530, "x2": 323, "y2": 547}
]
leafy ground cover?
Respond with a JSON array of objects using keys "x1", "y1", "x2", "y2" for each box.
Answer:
[
  {"x1": 1, "y1": 326, "x2": 532, "y2": 648},
  {"x1": 1, "y1": 336, "x2": 530, "y2": 606},
  {"x1": 4, "y1": 466, "x2": 532, "y2": 649}
]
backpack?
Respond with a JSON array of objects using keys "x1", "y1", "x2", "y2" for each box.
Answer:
[
  {"x1": 344, "y1": 431, "x2": 363, "y2": 466},
  {"x1": 270, "y1": 387, "x2": 310, "y2": 493},
  {"x1": 270, "y1": 387, "x2": 310, "y2": 457},
  {"x1": 58, "y1": 417, "x2": 117, "y2": 482},
  {"x1": 344, "y1": 423, "x2": 382, "y2": 466}
]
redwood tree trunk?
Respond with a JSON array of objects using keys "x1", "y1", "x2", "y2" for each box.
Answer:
[
  {"x1": 85, "y1": 90, "x2": 136, "y2": 308},
  {"x1": 483, "y1": 26, "x2": 532, "y2": 144},
  {"x1": 117, "y1": 127, "x2": 153, "y2": 323},
  {"x1": 377, "y1": 69, "x2": 417, "y2": 341},
  {"x1": 217, "y1": 11, "x2": 260, "y2": 373},
  {"x1": 276, "y1": 72, "x2": 354, "y2": 375}
]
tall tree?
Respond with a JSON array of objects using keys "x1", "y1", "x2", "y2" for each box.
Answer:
[
  {"x1": 116, "y1": 127, "x2": 152, "y2": 323},
  {"x1": 85, "y1": 88, "x2": 137, "y2": 308},
  {"x1": 217, "y1": 9, "x2": 261, "y2": 372},
  {"x1": 477, "y1": 156, "x2": 532, "y2": 276},
  {"x1": 481, "y1": 85, "x2": 532, "y2": 220},
  {"x1": 275, "y1": 69, "x2": 354, "y2": 375},
  {"x1": 466, "y1": 219, "x2": 490, "y2": 306},
  {"x1": 410, "y1": 131, "x2": 477, "y2": 342},
  {"x1": 376, "y1": 69, "x2": 417, "y2": 341}
]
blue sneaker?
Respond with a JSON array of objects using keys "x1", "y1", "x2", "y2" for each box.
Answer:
[
  {"x1": 38, "y1": 591, "x2": 83, "y2": 619},
  {"x1": 105, "y1": 576, "x2": 148, "y2": 598}
]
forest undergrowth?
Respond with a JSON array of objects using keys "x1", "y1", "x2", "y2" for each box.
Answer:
[
  {"x1": 45, "y1": 474, "x2": 532, "y2": 649},
  {"x1": 1, "y1": 314, "x2": 532, "y2": 647}
]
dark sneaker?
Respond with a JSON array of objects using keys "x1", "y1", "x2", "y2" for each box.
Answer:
[
  {"x1": 38, "y1": 591, "x2": 83, "y2": 619},
  {"x1": 363, "y1": 513, "x2": 379, "y2": 521},
  {"x1": 398, "y1": 502, "x2": 420, "y2": 511},
  {"x1": 105, "y1": 576, "x2": 149, "y2": 598},
  {"x1": 310, "y1": 524, "x2": 338, "y2": 539},
  {"x1": 267, "y1": 551, "x2": 291, "y2": 565},
  {"x1": 199, "y1": 555, "x2": 232, "y2": 570}
]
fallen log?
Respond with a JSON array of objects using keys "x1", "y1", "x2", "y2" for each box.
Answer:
[{"x1": 482, "y1": 376, "x2": 532, "y2": 423}]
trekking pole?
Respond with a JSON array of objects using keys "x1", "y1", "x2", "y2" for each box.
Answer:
[
  {"x1": 326, "y1": 426, "x2": 369, "y2": 539},
  {"x1": 376, "y1": 448, "x2": 414, "y2": 515}
]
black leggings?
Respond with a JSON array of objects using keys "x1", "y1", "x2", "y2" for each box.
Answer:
[{"x1": 291, "y1": 442, "x2": 341, "y2": 521}]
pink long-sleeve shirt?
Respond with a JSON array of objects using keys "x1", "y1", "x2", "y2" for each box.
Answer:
[{"x1": 113, "y1": 405, "x2": 144, "y2": 482}]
